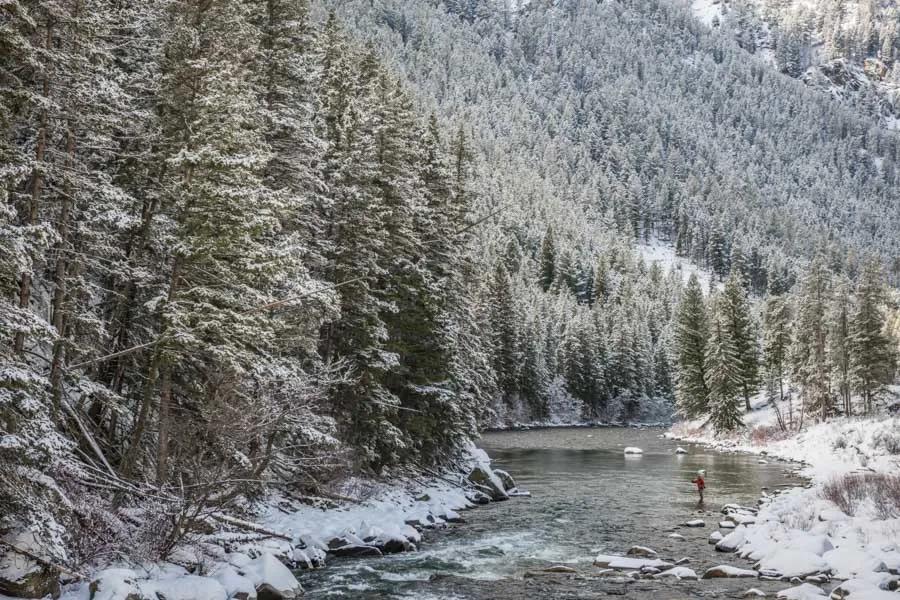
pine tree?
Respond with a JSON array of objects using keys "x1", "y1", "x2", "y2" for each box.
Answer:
[
  {"x1": 792, "y1": 259, "x2": 832, "y2": 422},
  {"x1": 706, "y1": 298, "x2": 744, "y2": 431},
  {"x1": 763, "y1": 291, "x2": 792, "y2": 428},
  {"x1": 721, "y1": 270, "x2": 759, "y2": 411},
  {"x1": 674, "y1": 274, "x2": 710, "y2": 417},
  {"x1": 827, "y1": 276, "x2": 852, "y2": 416},
  {"x1": 850, "y1": 260, "x2": 894, "y2": 414},
  {"x1": 489, "y1": 262, "x2": 519, "y2": 398},
  {"x1": 540, "y1": 226, "x2": 556, "y2": 292}
]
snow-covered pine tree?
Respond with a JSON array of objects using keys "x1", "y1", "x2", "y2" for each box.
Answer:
[
  {"x1": 827, "y1": 276, "x2": 852, "y2": 416},
  {"x1": 721, "y1": 269, "x2": 760, "y2": 411},
  {"x1": 705, "y1": 298, "x2": 744, "y2": 431},
  {"x1": 791, "y1": 258, "x2": 832, "y2": 423},
  {"x1": 850, "y1": 259, "x2": 895, "y2": 414},
  {"x1": 763, "y1": 290, "x2": 792, "y2": 428},
  {"x1": 674, "y1": 274, "x2": 709, "y2": 418}
]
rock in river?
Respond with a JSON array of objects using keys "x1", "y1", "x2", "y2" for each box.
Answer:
[
  {"x1": 467, "y1": 465, "x2": 509, "y2": 501},
  {"x1": 702, "y1": 565, "x2": 759, "y2": 579},
  {"x1": 682, "y1": 519, "x2": 706, "y2": 527},
  {"x1": 626, "y1": 545, "x2": 658, "y2": 558}
]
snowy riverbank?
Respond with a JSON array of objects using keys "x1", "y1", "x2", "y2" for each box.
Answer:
[
  {"x1": 1, "y1": 444, "x2": 519, "y2": 600},
  {"x1": 668, "y1": 399, "x2": 900, "y2": 599}
]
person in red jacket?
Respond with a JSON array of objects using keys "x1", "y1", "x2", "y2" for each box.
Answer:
[{"x1": 692, "y1": 470, "x2": 706, "y2": 503}]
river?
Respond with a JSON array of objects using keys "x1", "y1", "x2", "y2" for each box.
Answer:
[{"x1": 299, "y1": 427, "x2": 804, "y2": 598}]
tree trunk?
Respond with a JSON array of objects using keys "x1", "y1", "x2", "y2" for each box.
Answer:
[
  {"x1": 13, "y1": 22, "x2": 52, "y2": 354},
  {"x1": 49, "y1": 124, "x2": 77, "y2": 418}
]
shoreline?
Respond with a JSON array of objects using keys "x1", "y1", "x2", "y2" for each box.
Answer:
[
  {"x1": 666, "y1": 404, "x2": 900, "y2": 598},
  {"x1": 3, "y1": 445, "x2": 519, "y2": 600}
]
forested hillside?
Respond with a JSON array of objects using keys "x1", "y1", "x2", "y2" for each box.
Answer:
[
  {"x1": 325, "y1": 0, "x2": 899, "y2": 426},
  {"x1": 707, "y1": 0, "x2": 900, "y2": 124}
]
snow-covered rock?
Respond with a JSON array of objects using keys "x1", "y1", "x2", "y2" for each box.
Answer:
[
  {"x1": 211, "y1": 566, "x2": 257, "y2": 600},
  {"x1": 822, "y1": 547, "x2": 887, "y2": 579},
  {"x1": 467, "y1": 464, "x2": 509, "y2": 501},
  {"x1": 0, "y1": 530, "x2": 61, "y2": 599},
  {"x1": 775, "y1": 582, "x2": 824, "y2": 599},
  {"x1": 675, "y1": 447, "x2": 688, "y2": 454},
  {"x1": 716, "y1": 527, "x2": 748, "y2": 552},
  {"x1": 741, "y1": 589, "x2": 766, "y2": 597},
  {"x1": 709, "y1": 531, "x2": 724, "y2": 544},
  {"x1": 242, "y1": 553, "x2": 303, "y2": 599},
  {"x1": 702, "y1": 565, "x2": 758, "y2": 578},
  {"x1": 682, "y1": 519, "x2": 706, "y2": 527},
  {"x1": 492, "y1": 469, "x2": 517, "y2": 492},
  {"x1": 756, "y1": 549, "x2": 828, "y2": 579},
  {"x1": 626, "y1": 545, "x2": 657, "y2": 558},
  {"x1": 593, "y1": 554, "x2": 672, "y2": 570},
  {"x1": 653, "y1": 566, "x2": 698, "y2": 580},
  {"x1": 623, "y1": 447, "x2": 643, "y2": 455}
]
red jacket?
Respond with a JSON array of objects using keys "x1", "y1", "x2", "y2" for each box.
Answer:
[{"x1": 692, "y1": 476, "x2": 705, "y2": 490}]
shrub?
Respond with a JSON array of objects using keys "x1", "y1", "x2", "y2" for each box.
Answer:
[
  {"x1": 832, "y1": 436, "x2": 847, "y2": 450},
  {"x1": 873, "y1": 431, "x2": 900, "y2": 455},
  {"x1": 821, "y1": 473, "x2": 900, "y2": 519},
  {"x1": 750, "y1": 425, "x2": 791, "y2": 446}
]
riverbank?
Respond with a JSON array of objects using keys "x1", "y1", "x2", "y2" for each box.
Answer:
[
  {"x1": 0, "y1": 444, "x2": 518, "y2": 600},
  {"x1": 668, "y1": 398, "x2": 900, "y2": 599}
]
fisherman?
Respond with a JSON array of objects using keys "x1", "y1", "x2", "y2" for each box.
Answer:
[{"x1": 691, "y1": 470, "x2": 706, "y2": 503}]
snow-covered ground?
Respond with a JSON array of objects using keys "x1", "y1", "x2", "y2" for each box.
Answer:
[
  {"x1": 636, "y1": 238, "x2": 716, "y2": 291},
  {"x1": 669, "y1": 397, "x2": 900, "y2": 598},
  {"x1": 1, "y1": 445, "x2": 512, "y2": 600}
]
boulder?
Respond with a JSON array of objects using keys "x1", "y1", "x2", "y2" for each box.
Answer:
[
  {"x1": 675, "y1": 447, "x2": 688, "y2": 454},
  {"x1": 756, "y1": 550, "x2": 828, "y2": 579},
  {"x1": 467, "y1": 465, "x2": 509, "y2": 502},
  {"x1": 716, "y1": 527, "x2": 749, "y2": 553},
  {"x1": 653, "y1": 567, "x2": 698, "y2": 580},
  {"x1": 0, "y1": 533, "x2": 62, "y2": 600},
  {"x1": 702, "y1": 565, "x2": 759, "y2": 579},
  {"x1": 774, "y1": 582, "x2": 825, "y2": 599},
  {"x1": 492, "y1": 469, "x2": 517, "y2": 492},
  {"x1": 327, "y1": 544, "x2": 383, "y2": 559},
  {"x1": 682, "y1": 519, "x2": 706, "y2": 527},
  {"x1": 242, "y1": 553, "x2": 303, "y2": 600},
  {"x1": 594, "y1": 554, "x2": 672, "y2": 570},
  {"x1": 88, "y1": 569, "x2": 145, "y2": 600},
  {"x1": 709, "y1": 532, "x2": 724, "y2": 544},
  {"x1": 623, "y1": 447, "x2": 643, "y2": 455}
]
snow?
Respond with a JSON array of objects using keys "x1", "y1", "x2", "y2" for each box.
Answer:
[
  {"x1": 593, "y1": 554, "x2": 673, "y2": 570},
  {"x1": 689, "y1": 0, "x2": 724, "y2": 27},
  {"x1": 653, "y1": 566, "x2": 698, "y2": 580},
  {"x1": 775, "y1": 583, "x2": 825, "y2": 599},
  {"x1": 702, "y1": 564, "x2": 758, "y2": 578},
  {"x1": 636, "y1": 239, "x2": 715, "y2": 291},
  {"x1": 756, "y1": 549, "x2": 828, "y2": 578}
]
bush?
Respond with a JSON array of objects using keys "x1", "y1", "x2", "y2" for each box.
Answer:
[
  {"x1": 821, "y1": 473, "x2": 900, "y2": 519},
  {"x1": 873, "y1": 431, "x2": 900, "y2": 455},
  {"x1": 750, "y1": 425, "x2": 791, "y2": 446},
  {"x1": 832, "y1": 436, "x2": 847, "y2": 450}
]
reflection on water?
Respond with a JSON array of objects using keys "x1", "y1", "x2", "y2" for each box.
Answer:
[{"x1": 299, "y1": 427, "x2": 803, "y2": 598}]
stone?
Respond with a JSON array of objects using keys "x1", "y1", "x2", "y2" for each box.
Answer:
[
  {"x1": 326, "y1": 544, "x2": 383, "y2": 559},
  {"x1": 742, "y1": 589, "x2": 767, "y2": 597},
  {"x1": 709, "y1": 531, "x2": 724, "y2": 544},
  {"x1": 0, "y1": 548, "x2": 61, "y2": 600},
  {"x1": 493, "y1": 469, "x2": 517, "y2": 492},
  {"x1": 467, "y1": 466, "x2": 509, "y2": 501},
  {"x1": 626, "y1": 546, "x2": 658, "y2": 558},
  {"x1": 682, "y1": 519, "x2": 706, "y2": 527},
  {"x1": 702, "y1": 565, "x2": 759, "y2": 579}
]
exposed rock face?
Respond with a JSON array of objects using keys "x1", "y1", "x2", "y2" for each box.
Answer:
[
  {"x1": 467, "y1": 466, "x2": 509, "y2": 501},
  {"x1": 0, "y1": 534, "x2": 62, "y2": 600},
  {"x1": 327, "y1": 544, "x2": 383, "y2": 559}
]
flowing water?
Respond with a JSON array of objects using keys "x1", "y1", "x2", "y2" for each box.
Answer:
[{"x1": 299, "y1": 427, "x2": 804, "y2": 599}]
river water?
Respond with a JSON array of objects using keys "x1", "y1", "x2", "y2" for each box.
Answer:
[{"x1": 299, "y1": 427, "x2": 804, "y2": 598}]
